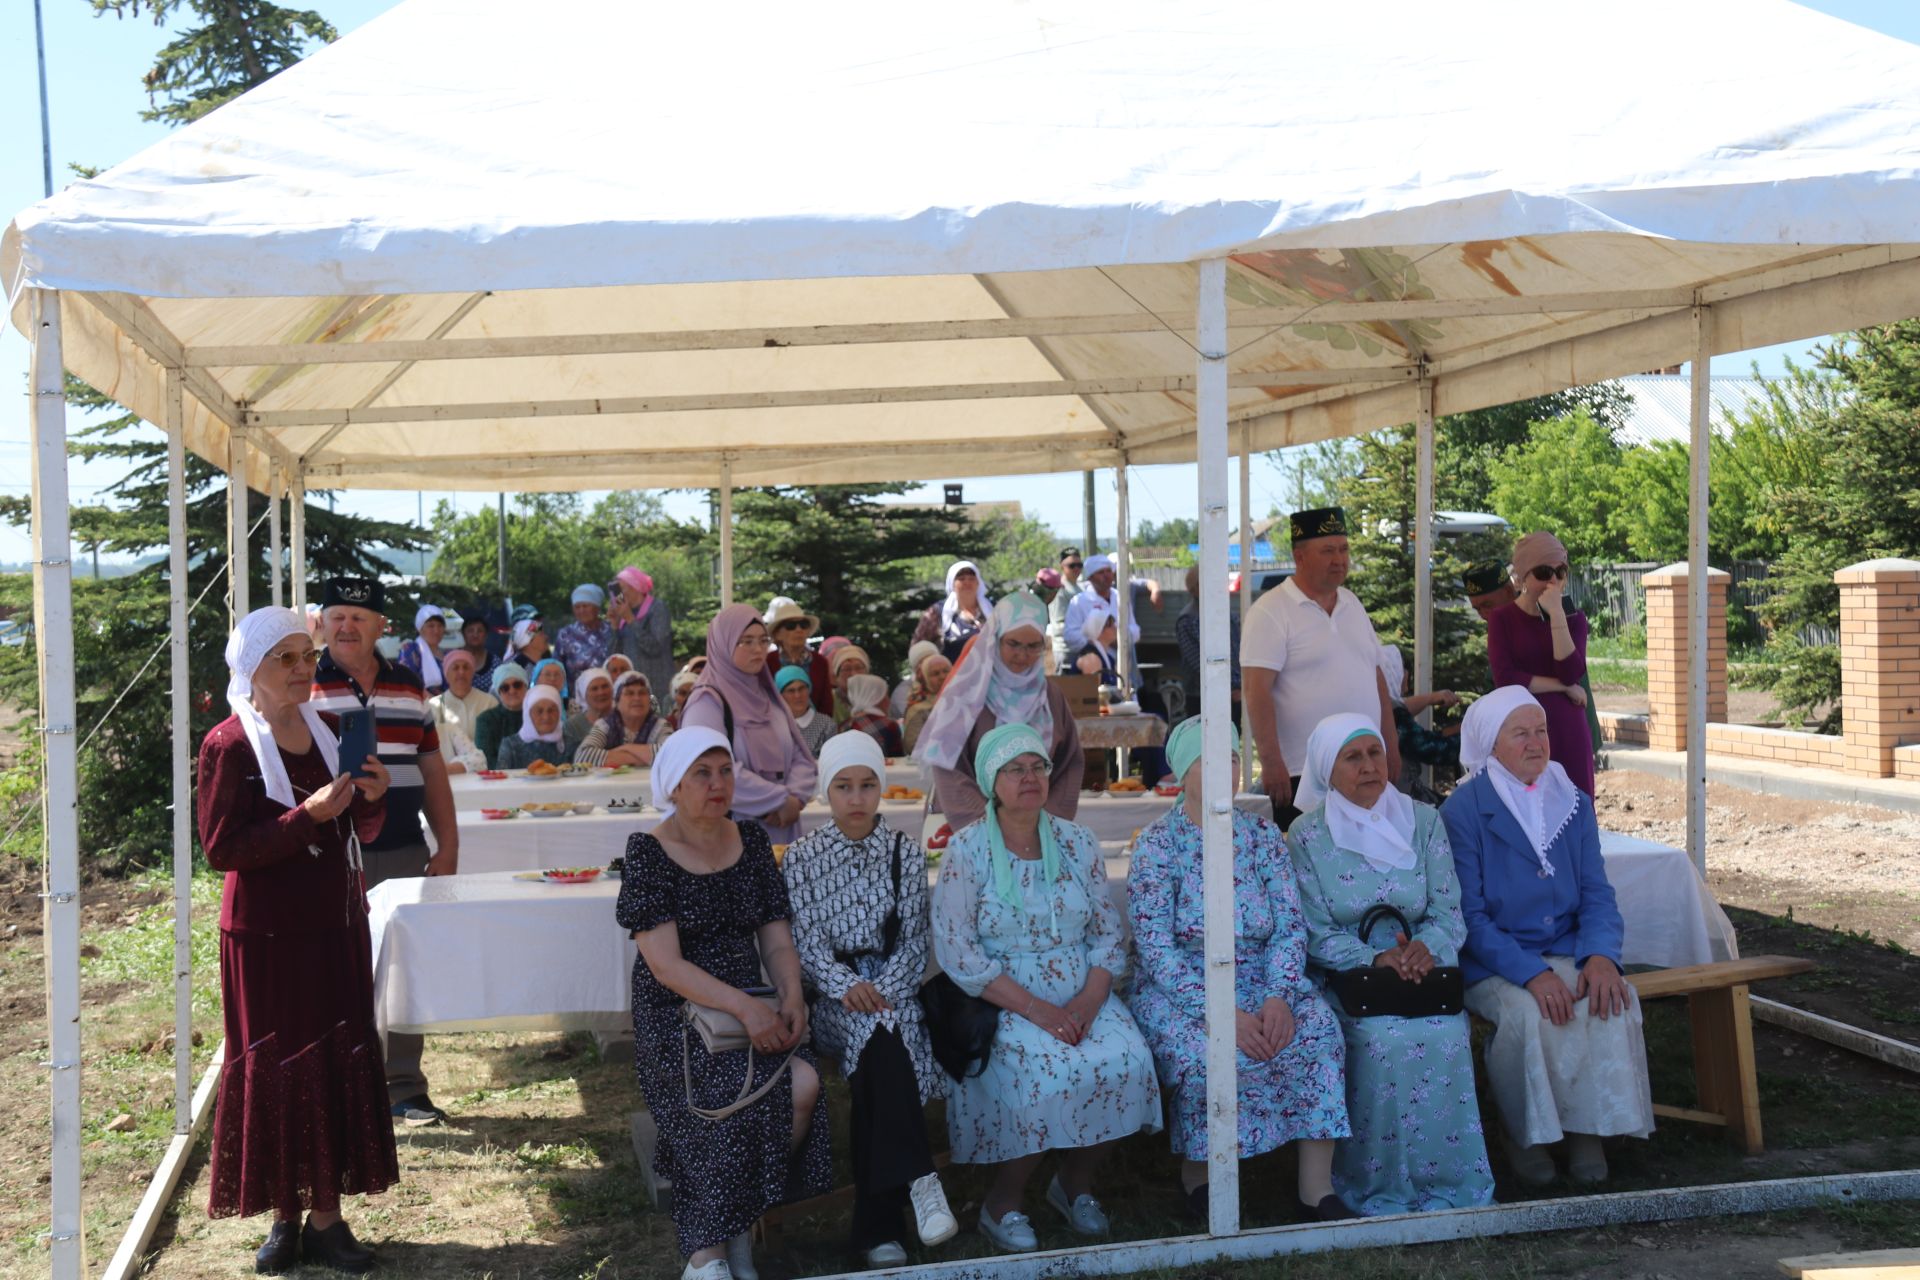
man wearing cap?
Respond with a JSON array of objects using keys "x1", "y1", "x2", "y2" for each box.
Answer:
[
  {"x1": 1463, "y1": 560, "x2": 1518, "y2": 624},
  {"x1": 763, "y1": 597, "x2": 833, "y2": 715},
  {"x1": 555, "y1": 583, "x2": 615, "y2": 686},
  {"x1": 1048, "y1": 547, "x2": 1087, "y2": 667},
  {"x1": 310, "y1": 576, "x2": 459, "y2": 1127},
  {"x1": 1062, "y1": 552, "x2": 1164, "y2": 665},
  {"x1": 1239, "y1": 508, "x2": 1400, "y2": 829}
]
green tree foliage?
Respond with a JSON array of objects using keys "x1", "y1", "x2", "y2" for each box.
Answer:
[
  {"x1": 731, "y1": 486, "x2": 991, "y2": 679},
  {"x1": 91, "y1": 0, "x2": 336, "y2": 124},
  {"x1": 1749, "y1": 329, "x2": 1920, "y2": 729},
  {"x1": 1435, "y1": 384, "x2": 1631, "y2": 514},
  {"x1": 1134, "y1": 517, "x2": 1199, "y2": 549},
  {"x1": 1485, "y1": 409, "x2": 1629, "y2": 562}
]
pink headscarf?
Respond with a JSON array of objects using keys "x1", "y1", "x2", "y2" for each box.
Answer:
[
  {"x1": 617, "y1": 567, "x2": 656, "y2": 622},
  {"x1": 686, "y1": 603, "x2": 814, "y2": 784}
]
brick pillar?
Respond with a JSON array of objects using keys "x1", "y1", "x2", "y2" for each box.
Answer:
[
  {"x1": 1836, "y1": 558, "x2": 1920, "y2": 777},
  {"x1": 1642, "y1": 563, "x2": 1729, "y2": 752}
]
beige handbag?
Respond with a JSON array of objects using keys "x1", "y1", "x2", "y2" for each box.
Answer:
[{"x1": 681, "y1": 987, "x2": 803, "y2": 1121}]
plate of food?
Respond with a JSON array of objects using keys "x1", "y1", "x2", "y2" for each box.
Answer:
[
  {"x1": 521, "y1": 801, "x2": 577, "y2": 818},
  {"x1": 598, "y1": 764, "x2": 635, "y2": 776},
  {"x1": 1107, "y1": 778, "x2": 1148, "y2": 793},
  {"x1": 1154, "y1": 782, "x2": 1183, "y2": 797},
  {"x1": 514, "y1": 867, "x2": 603, "y2": 884},
  {"x1": 558, "y1": 764, "x2": 594, "y2": 778},
  {"x1": 606, "y1": 798, "x2": 646, "y2": 811},
  {"x1": 882, "y1": 786, "x2": 923, "y2": 801},
  {"x1": 475, "y1": 770, "x2": 507, "y2": 781},
  {"x1": 524, "y1": 760, "x2": 564, "y2": 779},
  {"x1": 480, "y1": 807, "x2": 517, "y2": 821},
  {"x1": 926, "y1": 822, "x2": 953, "y2": 851}
]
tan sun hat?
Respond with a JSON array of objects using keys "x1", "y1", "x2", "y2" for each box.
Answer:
[{"x1": 763, "y1": 596, "x2": 821, "y2": 636}]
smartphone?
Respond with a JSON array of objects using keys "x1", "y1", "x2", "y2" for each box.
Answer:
[{"x1": 337, "y1": 709, "x2": 378, "y2": 779}]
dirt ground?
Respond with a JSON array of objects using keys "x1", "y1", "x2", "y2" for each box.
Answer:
[{"x1": 3, "y1": 769, "x2": 1918, "y2": 1279}]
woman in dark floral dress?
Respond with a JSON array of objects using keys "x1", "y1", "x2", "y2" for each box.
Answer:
[{"x1": 615, "y1": 726, "x2": 830, "y2": 1280}]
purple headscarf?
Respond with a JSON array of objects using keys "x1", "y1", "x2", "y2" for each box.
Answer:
[{"x1": 686, "y1": 603, "x2": 813, "y2": 781}]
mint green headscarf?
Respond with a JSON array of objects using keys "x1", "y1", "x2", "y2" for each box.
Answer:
[
  {"x1": 1165, "y1": 715, "x2": 1241, "y2": 786},
  {"x1": 973, "y1": 721, "x2": 1062, "y2": 918}
]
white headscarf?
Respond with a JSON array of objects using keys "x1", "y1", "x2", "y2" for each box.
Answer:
[
  {"x1": 577, "y1": 666, "x2": 613, "y2": 714},
  {"x1": 915, "y1": 589, "x2": 1053, "y2": 771},
  {"x1": 939, "y1": 560, "x2": 992, "y2": 638},
  {"x1": 518, "y1": 684, "x2": 565, "y2": 744},
  {"x1": 816, "y1": 730, "x2": 887, "y2": 800},
  {"x1": 1376, "y1": 643, "x2": 1406, "y2": 708},
  {"x1": 846, "y1": 673, "x2": 889, "y2": 719},
  {"x1": 1460, "y1": 686, "x2": 1579, "y2": 874},
  {"x1": 1296, "y1": 712, "x2": 1416, "y2": 871},
  {"x1": 224, "y1": 607, "x2": 339, "y2": 810},
  {"x1": 412, "y1": 604, "x2": 445, "y2": 689},
  {"x1": 1080, "y1": 604, "x2": 1117, "y2": 660},
  {"x1": 505, "y1": 618, "x2": 542, "y2": 665},
  {"x1": 651, "y1": 726, "x2": 733, "y2": 817}
]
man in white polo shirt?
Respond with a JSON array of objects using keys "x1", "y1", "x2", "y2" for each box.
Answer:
[{"x1": 1240, "y1": 506, "x2": 1400, "y2": 829}]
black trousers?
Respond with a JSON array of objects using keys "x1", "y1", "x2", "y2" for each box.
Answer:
[
  {"x1": 1276, "y1": 774, "x2": 1304, "y2": 835},
  {"x1": 848, "y1": 1027, "x2": 935, "y2": 1249}
]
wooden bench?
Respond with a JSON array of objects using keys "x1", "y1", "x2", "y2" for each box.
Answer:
[{"x1": 1628, "y1": 954, "x2": 1814, "y2": 1155}]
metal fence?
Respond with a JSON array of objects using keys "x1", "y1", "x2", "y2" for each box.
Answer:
[{"x1": 1568, "y1": 559, "x2": 1836, "y2": 647}]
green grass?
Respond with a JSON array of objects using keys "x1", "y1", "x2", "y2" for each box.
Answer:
[
  {"x1": 1586, "y1": 632, "x2": 1648, "y2": 661},
  {"x1": 1586, "y1": 658, "x2": 1648, "y2": 692}
]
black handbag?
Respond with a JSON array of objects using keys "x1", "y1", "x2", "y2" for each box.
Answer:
[
  {"x1": 1323, "y1": 905, "x2": 1465, "y2": 1019},
  {"x1": 920, "y1": 971, "x2": 1000, "y2": 1081}
]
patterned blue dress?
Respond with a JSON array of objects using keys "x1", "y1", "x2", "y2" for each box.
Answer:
[
  {"x1": 1288, "y1": 804, "x2": 1495, "y2": 1215},
  {"x1": 930, "y1": 813, "x2": 1162, "y2": 1163},
  {"x1": 1125, "y1": 806, "x2": 1349, "y2": 1162}
]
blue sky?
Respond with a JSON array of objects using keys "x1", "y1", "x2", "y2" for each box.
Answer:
[{"x1": 3, "y1": 1, "x2": 1917, "y2": 566}]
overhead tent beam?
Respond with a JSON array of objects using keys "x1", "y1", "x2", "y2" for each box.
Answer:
[
  {"x1": 183, "y1": 291, "x2": 1701, "y2": 368},
  {"x1": 31, "y1": 288, "x2": 86, "y2": 1280},
  {"x1": 242, "y1": 369, "x2": 1419, "y2": 429}
]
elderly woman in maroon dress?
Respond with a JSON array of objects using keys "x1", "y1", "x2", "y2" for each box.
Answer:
[
  {"x1": 1486, "y1": 531, "x2": 1596, "y2": 796},
  {"x1": 196, "y1": 606, "x2": 399, "y2": 1274}
]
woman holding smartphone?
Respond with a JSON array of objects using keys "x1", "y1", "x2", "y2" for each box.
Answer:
[{"x1": 1486, "y1": 530, "x2": 1595, "y2": 796}]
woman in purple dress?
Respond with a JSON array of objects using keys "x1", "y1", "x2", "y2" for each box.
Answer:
[{"x1": 1486, "y1": 531, "x2": 1595, "y2": 796}]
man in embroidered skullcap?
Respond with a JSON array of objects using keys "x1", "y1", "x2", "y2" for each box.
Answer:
[
  {"x1": 1462, "y1": 560, "x2": 1517, "y2": 623},
  {"x1": 309, "y1": 575, "x2": 459, "y2": 1127},
  {"x1": 1239, "y1": 507, "x2": 1399, "y2": 830}
]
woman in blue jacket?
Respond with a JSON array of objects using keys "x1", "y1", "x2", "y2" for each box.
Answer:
[{"x1": 1439, "y1": 687, "x2": 1654, "y2": 1188}]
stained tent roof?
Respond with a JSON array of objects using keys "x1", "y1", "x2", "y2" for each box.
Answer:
[{"x1": 7, "y1": 0, "x2": 1920, "y2": 493}]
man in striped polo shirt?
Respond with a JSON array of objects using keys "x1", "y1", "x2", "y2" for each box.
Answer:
[{"x1": 312, "y1": 576, "x2": 459, "y2": 1127}]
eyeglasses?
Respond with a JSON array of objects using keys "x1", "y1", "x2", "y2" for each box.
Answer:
[
  {"x1": 495, "y1": 680, "x2": 528, "y2": 693},
  {"x1": 263, "y1": 647, "x2": 321, "y2": 671},
  {"x1": 1000, "y1": 638, "x2": 1046, "y2": 657},
  {"x1": 999, "y1": 760, "x2": 1049, "y2": 779},
  {"x1": 1529, "y1": 564, "x2": 1570, "y2": 582}
]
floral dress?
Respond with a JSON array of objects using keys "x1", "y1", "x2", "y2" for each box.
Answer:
[
  {"x1": 782, "y1": 817, "x2": 945, "y2": 1103},
  {"x1": 614, "y1": 823, "x2": 832, "y2": 1256},
  {"x1": 930, "y1": 814, "x2": 1162, "y2": 1163},
  {"x1": 554, "y1": 618, "x2": 615, "y2": 686},
  {"x1": 1125, "y1": 806, "x2": 1349, "y2": 1162},
  {"x1": 1288, "y1": 804, "x2": 1495, "y2": 1214}
]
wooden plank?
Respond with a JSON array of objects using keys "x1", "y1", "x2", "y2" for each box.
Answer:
[
  {"x1": 1752, "y1": 996, "x2": 1920, "y2": 1077},
  {"x1": 1779, "y1": 1248, "x2": 1920, "y2": 1278},
  {"x1": 1687, "y1": 985, "x2": 1763, "y2": 1154},
  {"x1": 1628, "y1": 955, "x2": 1813, "y2": 1000},
  {"x1": 1651, "y1": 1103, "x2": 1726, "y2": 1127}
]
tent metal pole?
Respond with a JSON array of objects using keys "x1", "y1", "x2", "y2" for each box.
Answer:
[
  {"x1": 719, "y1": 459, "x2": 735, "y2": 608},
  {"x1": 269, "y1": 463, "x2": 284, "y2": 607},
  {"x1": 1414, "y1": 380, "x2": 1436, "y2": 790},
  {"x1": 31, "y1": 287, "x2": 86, "y2": 1280},
  {"x1": 289, "y1": 469, "x2": 307, "y2": 614},
  {"x1": 1195, "y1": 258, "x2": 1240, "y2": 1236},
  {"x1": 227, "y1": 429, "x2": 249, "y2": 624},
  {"x1": 1686, "y1": 307, "x2": 1712, "y2": 874},
  {"x1": 1239, "y1": 424, "x2": 1254, "y2": 785},
  {"x1": 164, "y1": 370, "x2": 194, "y2": 1134},
  {"x1": 1115, "y1": 461, "x2": 1133, "y2": 777}
]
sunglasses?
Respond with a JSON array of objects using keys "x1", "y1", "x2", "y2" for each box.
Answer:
[
  {"x1": 264, "y1": 647, "x2": 321, "y2": 671},
  {"x1": 1529, "y1": 564, "x2": 1570, "y2": 582},
  {"x1": 496, "y1": 680, "x2": 528, "y2": 692},
  {"x1": 1063, "y1": 561, "x2": 1083, "y2": 570}
]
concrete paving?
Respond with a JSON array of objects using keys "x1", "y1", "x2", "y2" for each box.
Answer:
[{"x1": 1601, "y1": 743, "x2": 1920, "y2": 816}]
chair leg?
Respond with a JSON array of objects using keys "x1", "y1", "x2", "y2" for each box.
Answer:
[{"x1": 1688, "y1": 984, "x2": 1762, "y2": 1154}]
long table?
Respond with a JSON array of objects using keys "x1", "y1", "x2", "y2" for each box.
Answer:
[
  {"x1": 371, "y1": 829, "x2": 1734, "y2": 1037},
  {"x1": 448, "y1": 760, "x2": 929, "y2": 811},
  {"x1": 451, "y1": 791, "x2": 1275, "y2": 875}
]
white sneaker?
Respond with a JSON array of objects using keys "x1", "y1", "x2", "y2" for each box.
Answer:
[
  {"x1": 864, "y1": 1241, "x2": 908, "y2": 1267},
  {"x1": 977, "y1": 1206, "x2": 1038, "y2": 1252},
  {"x1": 681, "y1": 1261, "x2": 731, "y2": 1280},
  {"x1": 908, "y1": 1172, "x2": 958, "y2": 1246},
  {"x1": 725, "y1": 1232, "x2": 757, "y2": 1280}
]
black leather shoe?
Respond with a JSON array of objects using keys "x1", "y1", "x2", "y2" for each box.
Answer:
[
  {"x1": 254, "y1": 1219, "x2": 300, "y2": 1274},
  {"x1": 391, "y1": 1094, "x2": 447, "y2": 1126},
  {"x1": 1184, "y1": 1183, "x2": 1209, "y2": 1225},
  {"x1": 1299, "y1": 1193, "x2": 1360, "y2": 1223},
  {"x1": 301, "y1": 1220, "x2": 375, "y2": 1274}
]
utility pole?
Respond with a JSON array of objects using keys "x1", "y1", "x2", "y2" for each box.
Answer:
[
  {"x1": 35, "y1": 0, "x2": 54, "y2": 199},
  {"x1": 1082, "y1": 470, "x2": 1097, "y2": 553}
]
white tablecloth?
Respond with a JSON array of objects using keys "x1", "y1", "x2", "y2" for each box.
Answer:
[
  {"x1": 449, "y1": 760, "x2": 932, "y2": 811},
  {"x1": 452, "y1": 790, "x2": 1273, "y2": 875},
  {"x1": 368, "y1": 873, "x2": 631, "y2": 1035},
  {"x1": 371, "y1": 830, "x2": 1736, "y2": 1035}
]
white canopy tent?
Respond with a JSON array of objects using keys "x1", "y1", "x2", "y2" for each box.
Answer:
[{"x1": 12, "y1": 1, "x2": 1920, "y2": 1274}]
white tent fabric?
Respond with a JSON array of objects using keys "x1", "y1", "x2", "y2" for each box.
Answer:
[{"x1": 8, "y1": 0, "x2": 1920, "y2": 494}]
